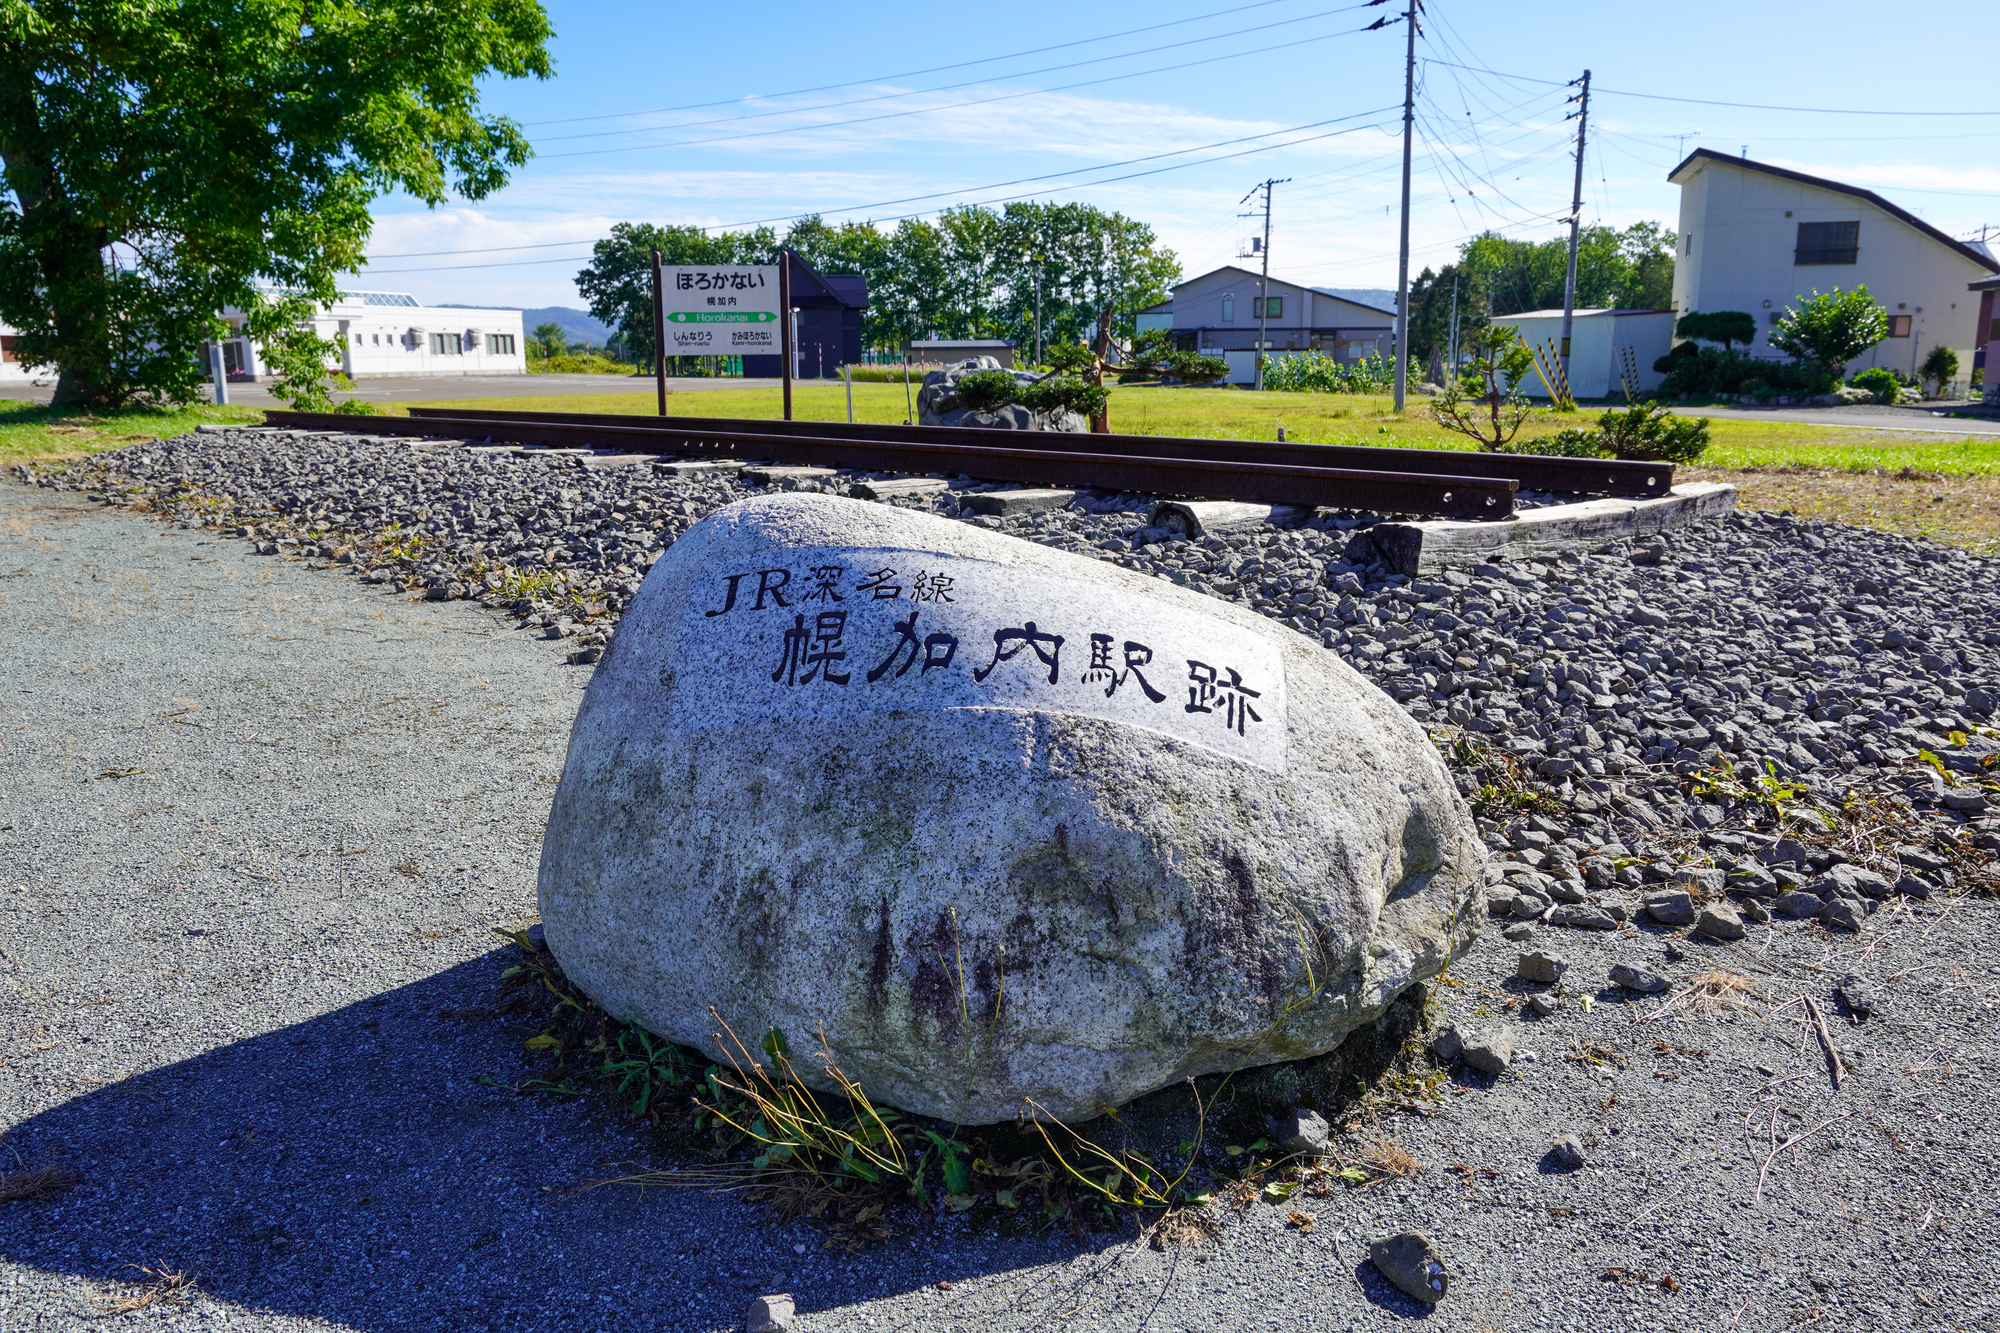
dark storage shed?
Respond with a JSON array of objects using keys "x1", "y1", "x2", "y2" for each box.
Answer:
[{"x1": 741, "y1": 254, "x2": 869, "y2": 379}]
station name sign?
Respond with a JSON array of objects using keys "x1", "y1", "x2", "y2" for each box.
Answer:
[{"x1": 660, "y1": 265, "x2": 782, "y2": 353}]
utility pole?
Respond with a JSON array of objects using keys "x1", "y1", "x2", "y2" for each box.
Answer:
[
  {"x1": 1240, "y1": 177, "x2": 1288, "y2": 391},
  {"x1": 1446, "y1": 268, "x2": 1460, "y2": 377},
  {"x1": 1392, "y1": 0, "x2": 1419, "y2": 412},
  {"x1": 1034, "y1": 264, "x2": 1043, "y2": 366},
  {"x1": 1559, "y1": 69, "x2": 1591, "y2": 392}
]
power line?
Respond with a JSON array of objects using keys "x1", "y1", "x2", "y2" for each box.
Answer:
[
  {"x1": 533, "y1": 4, "x2": 1378, "y2": 146},
  {"x1": 537, "y1": 20, "x2": 1392, "y2": 159},
  {"x1": 364, "y1": 106, "x2": 1398, "y2": 261},
  {"x1": 1422, "y1": 59, "x2": 2000, "y2": 116},
  {"x1": 360, "y1": 117, "x2": 1398, "y2": 273},
  {"x1": 520, "y1": 0, "x2": 1323, "y2": 127}
]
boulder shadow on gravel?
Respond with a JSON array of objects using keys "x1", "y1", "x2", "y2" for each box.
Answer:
[
  {"x1": 1354, "y1": 1258, "x2": 1440, "y2": 1319},
  {"x1": 0, "y1": 956, "x2": 1081, "y2": 1330}
]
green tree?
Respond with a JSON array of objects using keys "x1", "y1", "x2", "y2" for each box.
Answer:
[
  {"x1": 574, "y1": 222, "x2": 778, "y2": 371},
  {"x1": 1767, "y1": 286, "x2": 1889, "y2": 369},
  {"x1": 0, "y1": 0, "x2": 552, "y2": 409},
  {"x1": 1919, "y1": 343, "x2": 1960, "y2": 397},
  {"x1": 1459, "y1": 222, "x2": 1676, "y2": 317},
  {"x1": 1406, "y1": 263, "x2": 1486, "y2": 378},
  {"x1": 1675, "y1": 310, "x2": 1757, "y2": 352},
  {"x1": 1431, "y1": 324, "x2": 1536, "y2": 450},
  {"x1": 531, "y1": 321, "x2": 567, "y2": 358}
]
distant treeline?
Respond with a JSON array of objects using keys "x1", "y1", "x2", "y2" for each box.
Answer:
[{"x1": 575, "y1": 203, "x2": 1180, "y2": 369}]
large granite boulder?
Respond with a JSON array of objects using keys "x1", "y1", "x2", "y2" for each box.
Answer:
[
  {"x1": 915, "y1": 357, "x2": 1087, "y2": 431},
  {"x1": 538, "y1": 495, "x2": 1483, "y2": 1122}
]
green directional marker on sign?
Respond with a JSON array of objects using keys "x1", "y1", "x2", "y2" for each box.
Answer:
[{"x1": 665, "y1": 311, "x2": 779, "y2": 324}]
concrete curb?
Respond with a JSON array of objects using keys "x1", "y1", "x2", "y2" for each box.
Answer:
[{"x1": 1370, "y1": 481, "x2": 1737, "y2": 574}]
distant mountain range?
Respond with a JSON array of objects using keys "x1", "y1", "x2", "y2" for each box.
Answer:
[
  {"x1": 1318, "y1": 288, "x2": 1399, "y2": 312},
  {"x1": 435, "y1": 304, "x2": 616, "y2": 344}
]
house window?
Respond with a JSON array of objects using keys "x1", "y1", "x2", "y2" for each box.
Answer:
[
  {"x1": 429, "y1": 332, "x2": 463, "y2": 355},
  {"x1": 352, "y1": 333, "x2": 362, "y2": 346},
  {"x1": 1253, "y1": 296, "x2": 1284, "y2": 319},
  {"x1": 1220, "y1": 295, "x2": 1235, "y2": 322},
  {"x1": 372, "y1": 334, "x2": 380, "y2": 344},
  {"x1": 0, "y1": 336, "x2": 16, "y2": 363},
  {"x1": 1795, "y1": 221, "x2": 1859, "y2": 265},
  {"x1": 487, "y1": 333, "x2": 516, "y2": 355},
  {"x1": 1886, "y1": 315, "x2": 1912, "y2": 337}
]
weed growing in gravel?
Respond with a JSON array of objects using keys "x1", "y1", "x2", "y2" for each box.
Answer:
[
  {"x1": 1339, "y1": 1134, "x2": 1424, "y2": 1187},
  {"x1": 94, "y1": 1264, "x2": 198, "y2": 1313},
  {"x1": 0, "y1": 1164, "x2": 80, "y2": 1201},
  {"x1": 1434, "y1": 728, "x2": 1566, "y2": 817}
]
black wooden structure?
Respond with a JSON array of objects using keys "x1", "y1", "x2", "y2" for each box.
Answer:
[{"x1": 741, "y1": 254, "x2": 868, "y2": 380}]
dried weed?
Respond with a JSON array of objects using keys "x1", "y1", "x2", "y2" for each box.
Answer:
[
  {"x1": 1345, "y1": 1134, "x2": 1423, "y2": 1187},
  {"x1": 95, "y1": 1264, "x2": 197, "y2": 1313},
  {"x1": 0, "y1": 1165, "x2": 79, "y2": 1202}
]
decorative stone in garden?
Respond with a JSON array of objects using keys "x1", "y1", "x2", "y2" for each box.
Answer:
[
  {"x1": 538, "y1": 494, "x2": 1484, "y2": 1123},
  {"x1": 915, "y1": 357, "x2": 1087, "y2": 431}
]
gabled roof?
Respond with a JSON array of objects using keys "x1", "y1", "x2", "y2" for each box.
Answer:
[
  {"x1": 1161, "y1": 265, "x2": 1398, "y2": 318},
  {"x1": 1494, "y1": 308, "x2": 1673, "y2": 319},
  {"x1": 1668, "y1": 148, "x2": 1999, "y2": 273}
]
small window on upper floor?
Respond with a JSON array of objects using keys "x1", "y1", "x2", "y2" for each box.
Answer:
[
  {"x1": 1795, "y1": 221, "x2": 1859, "y2": 265},
  {"x1": 487, "y1": 333, "x2": 516, "y2": 355},
  {"x1": 1253, "y1": 296, "x2": 1283, "y2": 319},
  {"x1": 1221, "y1": 294, "x2": 1235, "y2": 322},
  {"x1": 1886, "y1": 315, "x2": 1912, "y2": 337}
]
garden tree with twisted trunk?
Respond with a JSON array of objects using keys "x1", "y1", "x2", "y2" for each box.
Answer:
[
  {"x1": 0, "y1": 0, "x2": 554, "y2": 410},
  {"x1": 1674, "y1": 310, "x2": 1757, "y2": 353}
]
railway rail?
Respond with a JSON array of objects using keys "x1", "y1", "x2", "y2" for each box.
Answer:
[
  {"x1": 262, "y1": 408, "x2": 1676, "y2": 522},
  {"x1": 402, "y1": 406, "x2": 1673, "y2": 500}
]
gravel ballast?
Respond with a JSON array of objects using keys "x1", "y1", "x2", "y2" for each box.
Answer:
[{"x1": 5, "y1": 429, "x2": 1999, "y2": 1331}]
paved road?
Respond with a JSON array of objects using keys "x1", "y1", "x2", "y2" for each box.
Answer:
[
  {"x1": 1662, "y1": 400, "x2": 2000, "y2": 436},
  {"x1": 0, "y1": 373, "x2": 786, "y2": 408}
]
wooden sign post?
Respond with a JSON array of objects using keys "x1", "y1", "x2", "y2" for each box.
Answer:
[
  {"x1": 778, "y1": 249, "x2": 794, "y2": 422},
  {"x1": 650, "y1": 248, "x2": 667, "y2": 416}
]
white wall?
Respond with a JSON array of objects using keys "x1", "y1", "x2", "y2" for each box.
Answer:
[
  {"x1": 1672, "y1": 157, "x2": 1993, "y2": 379},
  {"x1": 1494, "y1": 310, "x2": 1672, "y2": 399},
  {"x1": 319, "y1": 300, "x2": 526, "y2": 378}
]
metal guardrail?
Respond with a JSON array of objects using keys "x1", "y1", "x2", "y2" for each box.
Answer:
[
  {"x1": 403, "y1": 405, "x2": 1673, "y2": 499},
  {"x1": 261, "y1": 409, "x2": 1519, "y2": 519}
]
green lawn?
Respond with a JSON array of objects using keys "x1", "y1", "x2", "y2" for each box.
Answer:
[
  {"x1": 0, "y1": 400, "x2": 266, "y2": 464},
  {"x1": 403, "y1": 382, "x2": 2000, "y2": 477},
  {"x1": 6, "y1": 383, "x2": 1999, "y2": 481}
]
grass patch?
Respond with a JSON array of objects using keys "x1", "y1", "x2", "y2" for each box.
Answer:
[
  {"x1": 0, "y1": 400, "x2": 265, "y2": 463},
  {"x1": 493, "y1": 921, "x2": 1445, "y2": 1248},
  {"x1": 395, "y1": 383, "x2": 2000, "y2": 475}
]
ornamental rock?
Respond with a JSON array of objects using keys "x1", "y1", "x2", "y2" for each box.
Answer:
[{"x1": 538, "y1": 494, "x2": 1483, "y2": 1122}]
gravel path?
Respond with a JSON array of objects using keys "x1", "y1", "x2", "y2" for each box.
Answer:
[{"x1": 5, "y1": 436, "x2": 2000, "y2": 1332}]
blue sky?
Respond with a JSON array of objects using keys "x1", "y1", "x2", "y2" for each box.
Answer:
[{"x1": 357, "y1": 0, "x2": 2000, "y2": 312}]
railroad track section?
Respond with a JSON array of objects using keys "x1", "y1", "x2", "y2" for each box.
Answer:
[
  {"x1": 403, "y1": 406, "x2": 1672, "y2": 500},
  {"x1": 264, "y1": 409, "x2": 1518, "y2": 520}
]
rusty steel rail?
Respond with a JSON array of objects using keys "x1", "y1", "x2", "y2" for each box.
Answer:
[
  {"x1": 404, "y1": 404, "x2": 1672, "y2": 499},
  {"x1": 263, "y1": 409, "x2": 1517, "y2": 519}
]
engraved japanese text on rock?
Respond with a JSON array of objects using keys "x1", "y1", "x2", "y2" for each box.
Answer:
[{"x1": 539, "y1": 494, "x2": 1484, "y2": 1123}]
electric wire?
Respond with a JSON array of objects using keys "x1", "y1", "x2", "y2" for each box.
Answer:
[
  {"x1": 519, "y1": 0, "x2": 1331, "y2": 127},
  {"x1": 536, "y1": 19, "x2": 1393, "y2": 160},
  {"x1": 531, "y1": 5, "x2": 1379, "y2": 146}
]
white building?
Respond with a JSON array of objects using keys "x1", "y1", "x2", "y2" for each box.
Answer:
[
  {"x1": 1490, "y1": 308, "x2": 1674, "y2": 400},
  {"x1": 1669, "y1": 149, "x2": 1997, "y2": 381},
  {"x1": 1138, "y1": 267, "x2": 1397, "y2": 384},
  {"x1": 210, "y1": 290, "x2": 526, "y2": 382}
]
